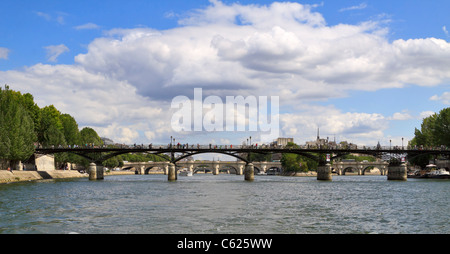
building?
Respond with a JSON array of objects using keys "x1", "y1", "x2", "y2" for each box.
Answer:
[
  {"x1": 272, "y1": 137, "x2": 294, "y2": 147},
  {"x1": 305, "y1": 128, "x2": 336, "y2": 148}
]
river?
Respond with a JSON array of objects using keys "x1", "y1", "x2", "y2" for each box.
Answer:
[{"x1": 0, "y1": 174, "x2": 448, "y2": 234}]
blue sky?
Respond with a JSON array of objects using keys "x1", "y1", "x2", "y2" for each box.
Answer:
[{"x1": 1, "y1": 0, "x2": 450, "y2": 150}]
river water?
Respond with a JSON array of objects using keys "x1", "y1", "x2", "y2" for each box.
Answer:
[{"x1": 0, "y1": 174, "x2": 448, "y2": 234}]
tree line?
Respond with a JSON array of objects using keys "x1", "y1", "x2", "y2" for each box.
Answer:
[
  {"x1": 0, "y1": 85, "x2": 170, "y2": 170},
  {"x1": 0, "y1": 85, "x2": 104, "y2": 169}
]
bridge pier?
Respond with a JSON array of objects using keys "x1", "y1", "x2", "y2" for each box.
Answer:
[
  {"x1": 89, "y1": 163, "x2": 104, "y2": 180},
  {"x1": 317, "y1": 163, "x2": 332, "y2": 181},
  {"x1": 245, "y1": 163, "x2": 255, "y2": 181},
  {"x1": 387, "y1": 163, "x2": 407, "y2": 181},
  {"x1": 212, "y1": 161, "x2": 219, "y2": 175},
  {"x1": 168, "y1": 163, "x2": 177, "y2": 181}
]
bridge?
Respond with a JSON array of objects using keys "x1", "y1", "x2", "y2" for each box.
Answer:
[
  {"x1": 122, "y1": 160, "x2": 282, "y2": 175},
  {"x1": 34, "y1": 145, "x2": 450, "y2": 182},
  {"x1": 332, "y1": 161, "x2": 389, "y2": 175}
]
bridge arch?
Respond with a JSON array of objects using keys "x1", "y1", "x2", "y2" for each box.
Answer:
[
  {"x1": 218, "y1": 165, "x2": 239, "y2": 174},
  {"x1": 174, "y1": 151, "x2": 250, "y2": 164}
]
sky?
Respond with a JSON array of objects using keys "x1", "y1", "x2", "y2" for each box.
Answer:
[{"x1": 1, "y1": 0, "x2": 450, "y2": 155}]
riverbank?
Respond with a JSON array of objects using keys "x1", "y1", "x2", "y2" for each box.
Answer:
[
  {"x1": 0, "y1": 170, "x2": 142, "y2": 184},
  {"x1": 0, "y1": 170, "x2": 88, "y2": 184},
  {"x1": 282, "y1": 171, "x2": 317, "y2": 177}
]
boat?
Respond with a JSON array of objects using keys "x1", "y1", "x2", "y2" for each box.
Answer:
[
  {"x1": 178, "y1": 169, "x2": 193, "y2": 176},
  {"x1": 408, "y1": 164, "x2": 450, "y2": 179},
  {"x1": 426, "y1": 168, "x2": 450, "y2": 179},
  {"x1": 257, "y1": 171, "x2": 267, "y2": 176}
]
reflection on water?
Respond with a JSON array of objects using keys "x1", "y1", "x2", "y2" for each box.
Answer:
[{"x1": 0, "y1": 174, "x2": 449, "y2": 234}]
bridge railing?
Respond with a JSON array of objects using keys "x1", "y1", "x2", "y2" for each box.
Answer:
[{"x1": 35, "y1": 143, "x2": 450, "y2": 151}]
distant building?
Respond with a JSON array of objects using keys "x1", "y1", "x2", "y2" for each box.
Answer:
[
  {"x1": 272, "y1": 137, "x2": 294, "y2": 147},
  {"x1": 101, "y1": 137, "x2": 114, "y2": 145},
  {"x1": 305, "y1": 128, "x2": 333, "y2": 148}
]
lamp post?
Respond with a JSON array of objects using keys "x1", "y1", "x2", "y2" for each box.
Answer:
[{"x1": 402, "y1": 137, "x2": 404, "y2": 150}]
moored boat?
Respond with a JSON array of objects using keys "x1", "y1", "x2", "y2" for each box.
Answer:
[
  {"x1": 179, "y1": 169, "x2": 193, "y2": 176},
  {"x1": 408, "y1": 164, "x2": 450, "y2": 179}
]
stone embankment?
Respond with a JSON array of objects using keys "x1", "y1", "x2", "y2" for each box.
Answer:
[
  {"x1": 0, "y1": 170, "x2": 87, "y2": 184},
  {"x1": 282, "y1": 171, "x2": 317, "y2": 177}
]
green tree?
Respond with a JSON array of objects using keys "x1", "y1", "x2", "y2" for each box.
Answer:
[
  {"x1": 0, "y1": 85, "x2": 37, "y2": 168},
  {"x1": 38, "y1": 105, "x2": 66, "y2": 146},
  {"x1": 80, "y1": 127, "x2": 103, "y2": 146},
  {"x1": 60, "y1": 114, "x2": 81, "y2": 145},
  {"x1": 409, "y1": 108, "x2": 450, "y2": 168}
]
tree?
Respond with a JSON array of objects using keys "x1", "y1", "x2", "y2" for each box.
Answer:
[
  {"x1": 409, "y1": 108, "x2": 450, "y2": 168},
  {"x1": 38, "y1": 105, "x2": 66, "y2": 146},
  {"x1": 0, "y1": 85, "x2": 37, "y2": 168},
  {"x1": 80, "y1": 127, "x2": 103, "y2": 146},
  {"x1": 60, "y1": 114, "x2": 81, "y2": 145}
]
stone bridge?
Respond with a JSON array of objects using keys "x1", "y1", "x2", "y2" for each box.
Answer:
[
  {"x1": 122, "y1": 160, "x2": 282, "y2": 175},
  {"x1": 332, "y1": 160, "x2": 389, "y2": 175}
]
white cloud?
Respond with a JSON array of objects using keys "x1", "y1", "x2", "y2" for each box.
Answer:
[
  {"x1": 74, "y1": 23, "x2": 101, "y2": 30},
  {"x1": 3, "y1": 1, "x2": 450, "y2": 145},
  {"x1": 279, "y1": 104, "x2": 388, "y2": 146},
  {"x1": 0, "y1": 47, "x2": 10, "y2": 60},
  {"x1": 443, "y1": 26, "x2": 449, "y2": 37},
  {"x1": 389, "y1": 111, "x2": 413, "y2": 121},
  {"x1": 35, "y1": 11, "x2": 67, "y2": 25},
  {"x1": 339, "y1": 3, "x2": 368, "y2": 12},
  {"x1": 430, "y1": 92, "x2": 450, "y2": 105},
  {"x1": 419, "y1": 111, "x2": 436, "y2": 119},
  {"x1": 44, "y1": 44, "x2": 69, "y2": 62}
]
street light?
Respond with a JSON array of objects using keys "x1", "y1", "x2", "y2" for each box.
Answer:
[{"x1": 402, "y1": 137, "x2": 404, "y2": 150}]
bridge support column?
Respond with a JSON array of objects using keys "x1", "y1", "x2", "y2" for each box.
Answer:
[
  {"x1": 317, "y1": 163, "x2": 332, "y2": 181},
  {"x1": 168, "y1": 163, "x2": 177, "y2": 181},
  {"x1": 387, "y1": 164, "x2": 407, "y2": 181},
  {"x1": 212, "y1": 161, "x2": 219, "y2": 175},
  {"x1": 89, "y1": 163, "x2": 104, "y2": 180},
  {"x1": 245, "y1": 163, "x2": 254, "y2": 181}
]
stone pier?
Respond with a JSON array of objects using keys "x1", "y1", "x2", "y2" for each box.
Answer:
[
  {"x1": 89, "y1": 163, "x2": 104, "y2": 180},
  {"x1": 317, "y1": 163, "x2": 332, "y2": 181},
  {"x1": 244, "y1": 163, "x2": 254, "y2": 181},
  {"x1": 168, "y1": 163, "x2": 177, "y2": 181},
  {"x1": 387, "y1": 164, "x2": 407, "y2": 181}
]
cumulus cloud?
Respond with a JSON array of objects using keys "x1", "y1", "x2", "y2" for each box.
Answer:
[
  {"x1": 280, "y1": 104, "x2": 388, "y2": 145},
  {"x1": 74, "y1": 1, "x2": 450, "y2": 104},
  {"x1": 44, "y1": 44, "x2": 69, "y2": 62},
  {"x1": 3, "y1": 1, "x2": 450, "y2": 145}
]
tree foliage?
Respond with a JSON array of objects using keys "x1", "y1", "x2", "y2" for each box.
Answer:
[
  {"x1": 0, "y1": 85, "x2": 37, "y2": 164},
  {"x1": 0, "y1": 85, "x2": 104, "y2": 169},
  {"x1": 281, "y1": 142, "x2": 318, "y2": 172},
  {"x1": 409, "y1": 108, "x2": 450, "y2": 168}
]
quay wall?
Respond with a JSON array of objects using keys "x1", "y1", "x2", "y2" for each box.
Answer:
[{"x1": 0, "y1": 170, "x2": 87, "y2": 184}]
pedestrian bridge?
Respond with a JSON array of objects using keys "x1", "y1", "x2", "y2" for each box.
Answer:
[{"x1": 122, "y1": 160, "x2": 282, "y2": 175}]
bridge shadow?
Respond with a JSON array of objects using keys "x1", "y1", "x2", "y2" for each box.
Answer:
[{"x1": 37, "y1": 171, "x2": 53, "y2": 179}]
